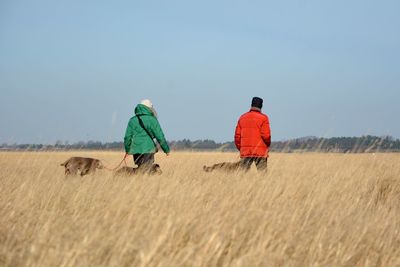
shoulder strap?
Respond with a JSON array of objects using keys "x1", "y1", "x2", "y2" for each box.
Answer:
[
  {"x1": 137, "y1": 115, "x2": 154, "y2": 139},
  {"x1": 137, "y1": 115, "x2": 158, "y2": 150}
]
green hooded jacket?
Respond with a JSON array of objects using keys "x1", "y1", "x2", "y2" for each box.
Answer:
[{"x1": 124, "y1": 104, "x2": 170, "y2": 154}]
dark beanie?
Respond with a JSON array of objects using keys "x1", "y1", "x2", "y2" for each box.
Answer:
[{"x1": 251, "y1": 97, "x2": 263, "y2": 109}]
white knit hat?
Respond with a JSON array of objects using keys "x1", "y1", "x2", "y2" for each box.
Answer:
[
  {"x1": 140, "y1": 99, "x2": 153, "y2": 109},
  {"x1": 140, "y1": 99, "x2": 157, "y2": 117}
]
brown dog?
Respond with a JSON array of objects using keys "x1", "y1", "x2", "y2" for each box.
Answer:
[
  {"x1": 61, "y1": 157, "x2": 103, "y2": 176},
  {"x1": 114, "y1": 164, "x2": 162, "y2": 176},
  {"x1": 203, "y1": 161, "x2": 242, "y2": 173}
]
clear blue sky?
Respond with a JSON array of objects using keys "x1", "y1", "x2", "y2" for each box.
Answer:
[{"x1": 1, "y1": 0, "x2": 399, "y2": 144}]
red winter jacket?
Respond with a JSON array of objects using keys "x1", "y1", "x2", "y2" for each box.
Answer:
[{"x1": 235, "y1": 108, "x2": 271, "y2": 158}]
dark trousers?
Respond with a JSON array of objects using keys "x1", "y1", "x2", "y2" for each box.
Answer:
[
  {"x1": 133, "y1": 153, "x2": 155, "y2": 170},
  {"x1": 240, "y1": 157, "x2": 268, "y2": 172}
]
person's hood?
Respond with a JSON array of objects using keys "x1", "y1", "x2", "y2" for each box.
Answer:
[{"x1": 134, "y1": 104, "x2": 155, "y2": 116}]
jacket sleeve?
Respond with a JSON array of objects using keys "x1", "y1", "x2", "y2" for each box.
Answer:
[
  {"x1": 150, "y1": 118, "x2": 170, "y2": 153},
  {"x1": 261, "y1": 117, "x2": 271, "y2": 147},
  {"x1": 124, "y1": 119, "x2": 134, "y2": 153},
  {"x1": 234, "y1": 120, "x2": 241, "y2": 150}
]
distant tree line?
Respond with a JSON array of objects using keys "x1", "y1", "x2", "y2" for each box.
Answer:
[
  {"x1": 270, "y1": 136, "x2": 400, "y2": 153},
  {"x1": 1, "y1": 135, "x2": 399, "y2": 153}
]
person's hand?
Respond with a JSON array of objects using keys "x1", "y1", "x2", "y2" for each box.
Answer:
[
  {"x1": 124, "y1": 153, "x2": 129, "y2": 159},
  {"x1": 165, "y1": 152, "x2": 170, "y2": 156}
]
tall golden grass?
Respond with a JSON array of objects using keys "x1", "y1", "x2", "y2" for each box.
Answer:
[{"x1": 1, "y1": 151, "x2": 400, "y2": 266}]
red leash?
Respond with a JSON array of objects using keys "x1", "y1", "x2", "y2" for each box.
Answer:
[{"x1": 104, "y1": 153, "x2": 129, "y2": 171}]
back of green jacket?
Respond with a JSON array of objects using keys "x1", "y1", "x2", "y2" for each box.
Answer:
[{"x1": 124, "y1": 104, "x2": 170, "y2": 154}]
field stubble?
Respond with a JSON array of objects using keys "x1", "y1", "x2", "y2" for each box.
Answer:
[{"x1": 0, "y1": 151, "x2": 400, "y2": 266}]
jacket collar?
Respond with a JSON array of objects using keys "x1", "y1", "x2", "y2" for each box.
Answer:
[
  {"x1": 135, "y1": 104, "x2": 154, "y2": 117},
  {"x1": 250, "y1": 107, "x2": 262, "y2": 113}
]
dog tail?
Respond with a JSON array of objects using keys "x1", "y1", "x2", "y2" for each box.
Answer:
[{"x1": 60, "y1": 159, "x2": 69, "y2": 166}]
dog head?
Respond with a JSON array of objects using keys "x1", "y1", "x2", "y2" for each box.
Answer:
[
  {"x1": 151, "y1": 164, "x2": 162, "y2": 175},
  {"x1": 95, "y1": 160, "x2": 104, "y2": 169}
]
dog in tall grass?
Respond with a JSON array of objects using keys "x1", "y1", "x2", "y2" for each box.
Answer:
[
  {"x1": 61, "y1": 157, "x2": 103, "y2": 176},
  {"x1": 114, "y1": 164, "x2": 162, "y2": 176},
  {"x1": 203, "y1": 161, "x2": 242, "y2": 173}
]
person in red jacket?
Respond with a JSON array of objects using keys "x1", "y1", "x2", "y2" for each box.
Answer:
[{"x1": 235, "y1": 97, "x2": 271, "y2": 172}]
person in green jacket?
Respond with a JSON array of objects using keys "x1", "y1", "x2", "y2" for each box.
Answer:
[{"x1": 124, "y1": 99, "x2": 170, "y2": 172}]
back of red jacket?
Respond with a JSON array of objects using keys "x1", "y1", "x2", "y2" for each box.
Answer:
[{"x1": 235, "y1": 108, "x2": 271, "y2": 158}]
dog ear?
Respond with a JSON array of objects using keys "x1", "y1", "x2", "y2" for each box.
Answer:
[{"x1": 203, "y1": 166, "x2": 211, "y2": 172}]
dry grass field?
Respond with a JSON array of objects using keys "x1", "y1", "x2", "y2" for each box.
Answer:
[{"x1": 1, "y1": 151, "x2": 400, "y2": 267}]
